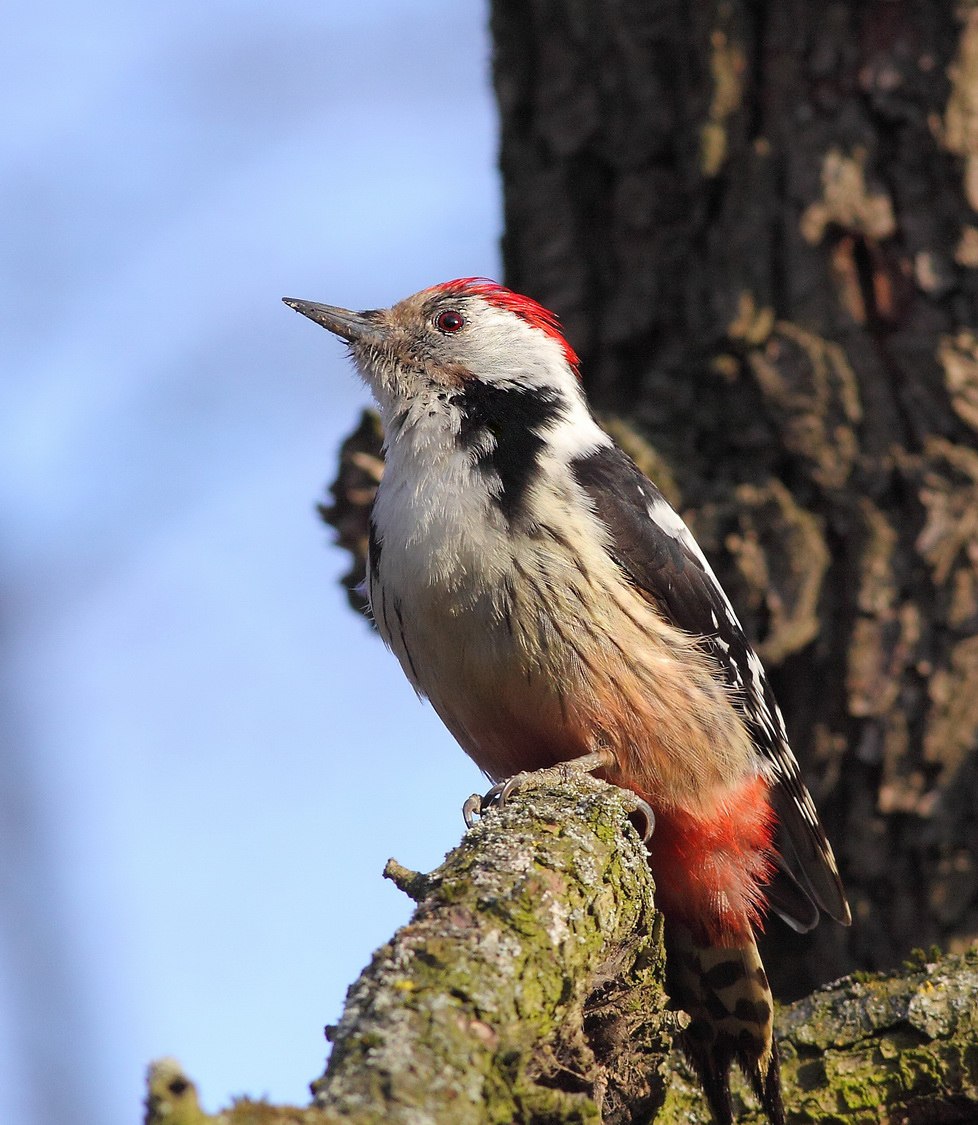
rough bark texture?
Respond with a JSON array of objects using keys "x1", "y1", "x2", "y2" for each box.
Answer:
[
  {"x1": 145, "y1": 776, "x2": 670, "y2": 1125},
  {"x1": 320, "y1": 410, "x2": 384, "y2": 617},
  {"x1": 481, "y1": 0, "x2": 978, "y2": 1001},
  {"x1": 312, "y1": 776, "x2": 667, "y2": 1124},
  {"x1": 143, "y1": 781, "x2": 978, "y2": 1125}
]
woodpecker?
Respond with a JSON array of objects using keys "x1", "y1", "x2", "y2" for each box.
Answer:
[{"x1": 284, "y1": 279, "x2": 850, "y2": 1125}]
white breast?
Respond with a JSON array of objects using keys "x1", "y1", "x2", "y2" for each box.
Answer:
[{"x1": 368, "y1": 408, "x2": 759, "y2": 808}]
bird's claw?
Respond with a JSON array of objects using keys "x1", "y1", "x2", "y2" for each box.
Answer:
[
  {"x1": 464, "y1": 771, "x2": 655, "y2": 844},
  {"x1": 462, "y1": 772, "x2": 529, "y2": 828},
  {"x1": 461, "y1": 793, "x2": 483, "y2": 828},
  {"x1": 630, "y1": 796, "x2": 656, "y2": 843}
]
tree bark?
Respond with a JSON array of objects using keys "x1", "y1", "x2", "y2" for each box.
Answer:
[
  {"x1": 312, "y1": 777, "x2": 666, "y2": 1124},
  {"x1": 484, "y1": 0, "x2": 978, "y2": 1000},
  {"x1": 144, "y1": 780, "x2": 978, "y2": 1125}
]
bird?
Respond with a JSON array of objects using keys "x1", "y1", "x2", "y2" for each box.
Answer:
[{"x1": 284, "y1": 278, "x2": 850, "y2": 1124}]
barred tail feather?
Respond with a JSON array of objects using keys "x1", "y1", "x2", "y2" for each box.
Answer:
[{"x1": 666, "y1": 920, "x2": 785, "y2": 1125}]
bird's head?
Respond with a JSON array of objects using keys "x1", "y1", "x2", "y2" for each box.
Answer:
[{"x1": 283, "y1": 278, "x2": 582, "y2": 431}]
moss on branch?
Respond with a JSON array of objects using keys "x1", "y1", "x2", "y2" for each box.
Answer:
[
  {"x1": 312, "y1": 772, "x2": 668, "y2": 1124},
  {"x1": 145, "y1": 777, "x2": 978, "y2": 1124}
]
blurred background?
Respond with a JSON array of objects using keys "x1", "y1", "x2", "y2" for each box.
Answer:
[{"x1": 1, "y1": 4, "x2": 500, "y2": 1122}]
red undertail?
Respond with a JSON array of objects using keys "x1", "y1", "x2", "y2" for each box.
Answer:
[{"x1": 637, "y1": 775, "x2": 785, "y2": 1124}]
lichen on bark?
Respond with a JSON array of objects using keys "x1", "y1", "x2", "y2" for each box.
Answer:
[
  {"x1": 311, "y1": 773, "x2": 668, "y2": 1124},
  {"x1": 144, "y1": 786, "x2": 978, "y2": 1123}
]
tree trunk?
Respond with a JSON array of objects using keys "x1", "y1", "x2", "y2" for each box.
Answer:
[{"x1": 487, "y1": 0, "x2": 978, "y2": 1000}]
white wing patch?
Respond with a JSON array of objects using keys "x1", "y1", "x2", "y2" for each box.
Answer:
[{"x1": 646, "y1": 494, "x2": 743, "y2": 635}]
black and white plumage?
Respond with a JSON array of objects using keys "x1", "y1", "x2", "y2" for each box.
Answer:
[
  {"x1": 570, "y1": 442, "x2": 849, "y2": 931},
  {"x1": 284, "y1": 277, "x2": 851, "y2": 1125}
]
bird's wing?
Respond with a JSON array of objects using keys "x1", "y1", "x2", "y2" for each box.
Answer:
[{"x1": 571, "y1": 444, "x2": 850, "y2": 929}]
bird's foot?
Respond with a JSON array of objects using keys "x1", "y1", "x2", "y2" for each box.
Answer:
[
  {"x1": 480, "y1": 773, "x2": 526, "y2": 818},
  {"x1": 462, "y1": 749, "x2": 655, "y2": 842},
  {"x1": 462, "y1": 774, "x2": 527, "y2": 828}
]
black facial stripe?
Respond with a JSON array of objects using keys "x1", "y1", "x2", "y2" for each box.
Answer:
[{"x1": 455, "y1": 382, "x2": 563, "y2": 521}]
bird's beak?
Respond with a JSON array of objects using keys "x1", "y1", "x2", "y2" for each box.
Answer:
[{"x1": 282, "y1": 298, "x2": 382, "y2": 345}]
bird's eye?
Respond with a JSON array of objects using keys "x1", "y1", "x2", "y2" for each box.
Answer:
[{"x1": 435, "y1": 309, "x2": 465, "y2": 334}]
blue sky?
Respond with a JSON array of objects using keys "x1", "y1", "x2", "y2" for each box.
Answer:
[{"x1": 1, "y1": 5, "x2": 501, "y2": 1121}]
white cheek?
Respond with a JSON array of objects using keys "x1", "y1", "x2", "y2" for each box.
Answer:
[{"x1": 461, "y1": 309, "x2": 574, "y2": 391}]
